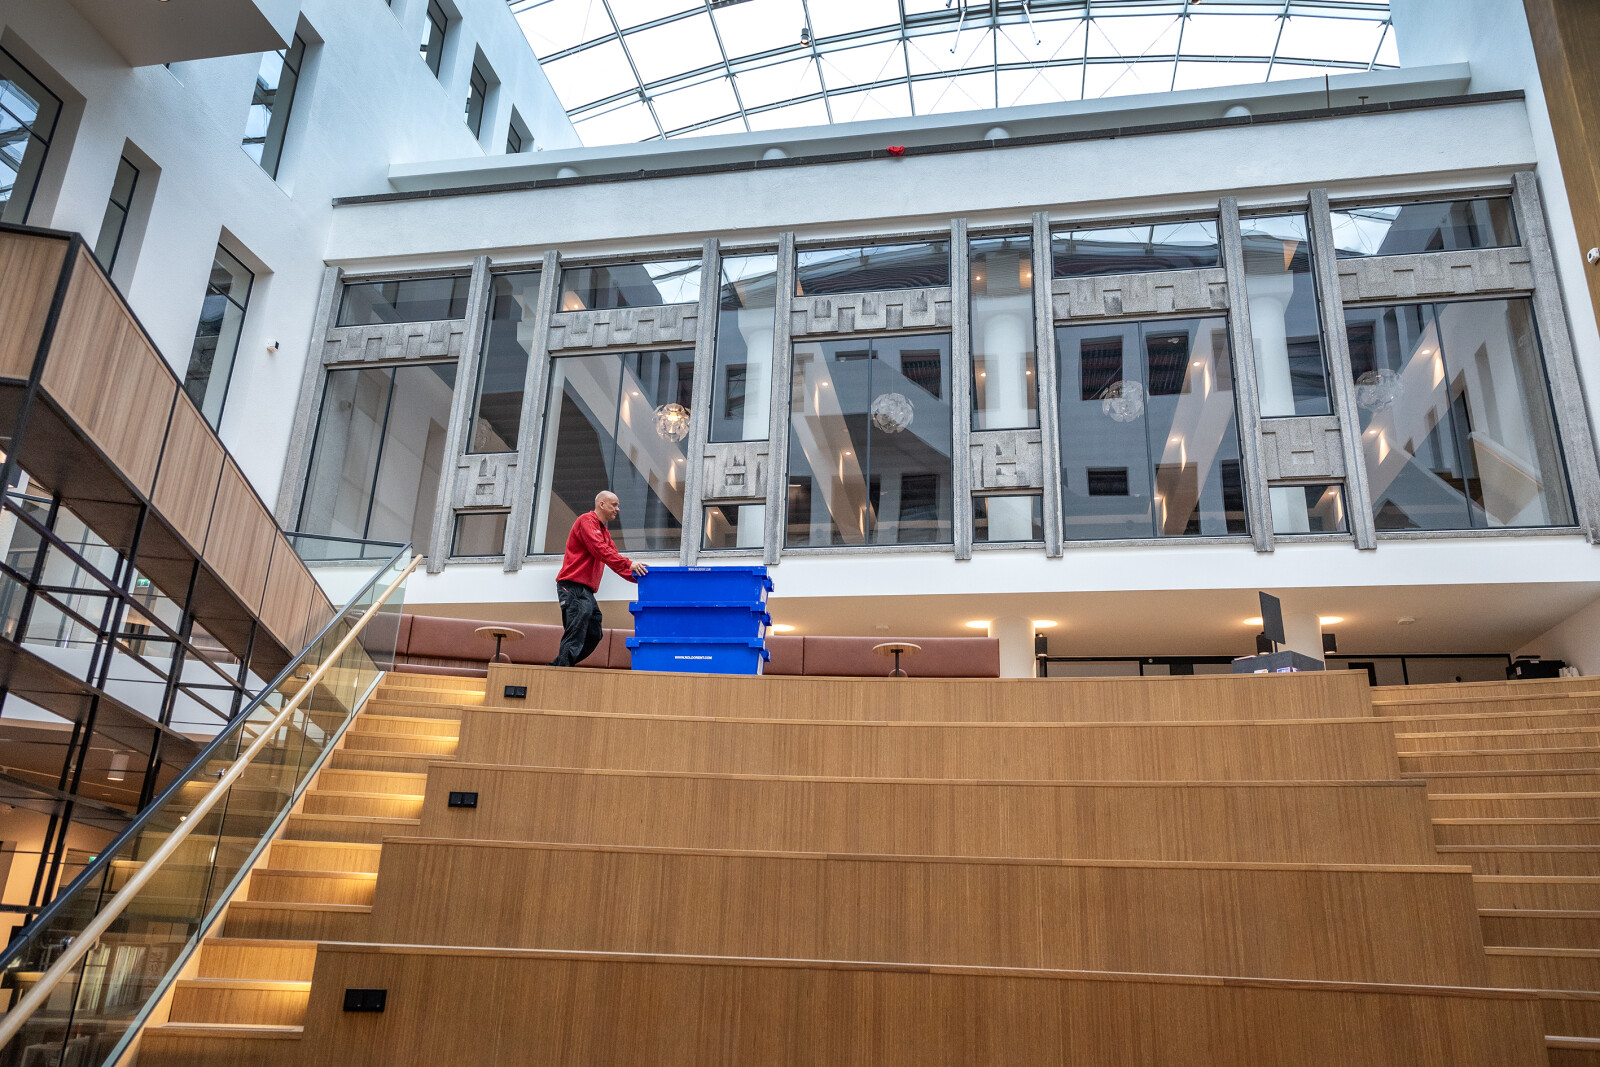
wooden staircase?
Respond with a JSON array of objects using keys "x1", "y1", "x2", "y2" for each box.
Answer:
[
  {"x1": 129, "y1": 667, "x2": 1600, "y2": 1066},
  {"x1": 137, "y1": 674, "x2": 481, "y2": 1062}
]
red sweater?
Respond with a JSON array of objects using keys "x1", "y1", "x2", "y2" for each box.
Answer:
[{"x1": 556, "y1": 511, "x2": 637, "y2": 591}]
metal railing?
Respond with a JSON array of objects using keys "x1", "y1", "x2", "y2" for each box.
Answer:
[{"x1": 0, "y1": 545, "x2": 419, "y2": 1067}]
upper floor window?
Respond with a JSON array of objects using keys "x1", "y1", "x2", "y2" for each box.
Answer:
[
  {"x1": 93, "y1": 157, "x2": 140, "y2": 274},
  {"x1": 470, "y1": 270, "x2": 541, "y2": 453},
  {"x1": 338, "y1": 275, "x2": 470, "y2": 327},
  {"x1": 1051, "y1": 220, "x2": 1218, "y2": 278},
  {"x1": 560, "y1": 259, "x2": 701, "y2": 311},
  {"x1": 421, "y1": 0, "x2": 449, "y2": 78},
  {"x1": 1331, "y1": 198, "x2": 1520, "y2": 258},
  {"x1": 243, "y1": 32, "x2": 307, "y2": 180},
  {"x1": 507, "y1": 109, "x2": 531, "y2": 154},
  {"x1": 1241, "y1": 213, "x2": 1330, "y2": 418},
  {"x1": 795, "y1": 240, "x2": 949, "y2": 296},
  {"x1": 710, "y1": 253, "x2": 779, "y2": 444},
  {"x1": 0, "y1": 48, "x2": 61, "y2": 224},
  {"x1": 183, "y1": 246, "x2": 255, "y2": 428},
  {"x1": 969, "y1": 233, "x2": 1037, "y2": 432},
  {"x1": 466, "y1": 61, "x2": 489, "y2": 138}
]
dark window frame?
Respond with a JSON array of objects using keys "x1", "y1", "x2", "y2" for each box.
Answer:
[
  {"x1": 93, "y1": 156, "x2": 140, "y2": 274},
  {"x1": 421, "y1": 0, "x2": 449, "y2": 77},
  {"x1": 243, "y1": 32, "x2": 307, "y2": 181}
]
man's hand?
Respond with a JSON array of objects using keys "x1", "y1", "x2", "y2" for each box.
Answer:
[{"x1": 630, "y1": 560, "x2": 650, "y2": 576}]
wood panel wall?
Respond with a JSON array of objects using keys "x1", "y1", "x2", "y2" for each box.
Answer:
[
  {"x1": 452, "y1": 708, "x2": 1403, "y2": 782},
  {"x1": 259, "y1": 537, "x2": 318, "y2": 652},
  {"x1": 151, "y1": 393, "x2": 225, "y2": 552},
  {"x1": 416, "y1": 764, "x2": 1443, "y2": 865},
  {"x1": 277, "y1": 946, "x2": 1547, "y2": 1067},
  {"x1": 203, "y1": 458, "x2": 278, "y2": 614},
  {"x1": 0, "y1": 231, "x2": 66, "y2": 380},
  {"x1": 482, "y1": 664, "x2": 1374, "y2": 721},
  {"x1": 367, "y1": 838, "x2": 1488, "y2": 986}
]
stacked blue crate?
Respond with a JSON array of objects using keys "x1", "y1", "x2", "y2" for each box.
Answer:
[{"x1": 625, "y1": 566, "x2": 774, "y2": 675}]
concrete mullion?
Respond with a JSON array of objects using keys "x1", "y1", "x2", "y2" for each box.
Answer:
[
  {"x1": 950, "y1": 218, "x2": 974, "y2": 560},
  {"x1": 1307, "y1": 188, "x2": 1378, "y2": 550},
  {"x1": 426, "y1": 254, "x2": 492, "y2": 573},
  {"x1": 681, "y1": 238, "x2": 721, "y2": 565},
  {"x1": 1218, "y1": 198, "x2": 1274, "y2": 554},
  {"x1": 1031, "y1": 211, "x2": 1063, "y2": 557},
  {"x1": 275, "y1": 265, "x2": 342, "y2": 526},
  {"x1": 762, "y1": 232, "x2": 797, "y2": 566},
  {"x1": 1513, "y1": 170, "x2": 1600, "y2": 543},
  {"x1": 503, "y1": 250, "x2": 563, "y2": 571}
]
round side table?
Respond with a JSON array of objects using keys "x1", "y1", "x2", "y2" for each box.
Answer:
[
  {"x1": 872, "y1": 641, "x2": 922, "y2": 678},
  {"x1": 475, "y1": 625, "x2": 526, "y2": 664}
]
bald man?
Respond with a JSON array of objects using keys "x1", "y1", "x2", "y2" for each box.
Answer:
[{"x1": 550, "y1": 491, "x2": 648, "y2": 667}]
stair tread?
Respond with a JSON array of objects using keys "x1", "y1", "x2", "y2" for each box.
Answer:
[
  {"x1": 291, "y1": 813, "x2": 420, "y2": 825},
  {"x1": 227, "y1": 901, "x2": 373, "y2": 913},
  {"x1": 253, "y1": 867, "x2": 378, "y2": 879},
  {"x1": 146, "y1": 1023, "x2": 304, "y2": 1039},
  {"x1": 1436, "y1": 818, "x2": 1600, "y2": 825},
  {"x1": 1549, "y1": 1036, "x2": 1600, "y2": 1049},
  {"x1": 1440, "y1": 845, "x2": 1600, "y2": 853},
  {"x1": 205, "y1": 938, "x2": 319, "y2": 949},
  {"x1": 305, "y1": 790, "x2": 425, "y2": 801},
  {"x1": 176, "y1": 977, "x2": 312, "y2": 991},
  {"x1": 1480, "y1": 909, "x2": 1600, "y2": 919}
]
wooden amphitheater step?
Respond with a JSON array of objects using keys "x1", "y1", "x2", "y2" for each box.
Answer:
[
  {"x1": 138, "y1": 1022, "x2": 301, "y2": 1067},
  {"x1": 1383, "y1": 710, "x2": 1600, "y2": 734},
  {"x1": 167, "y1": 978, "x2": 310, "y2": 1027},
  {"x1": 1541, "y1": 994, "x2": 1600, "y2": 1043},
  {"x1": 1430, "y1": 793, "x2": 1600, "y2": 818},
  {"x1": 244, "y1": 868, "x2": 377, "y2": 906},
  {"x1": 195, "y1": 938, "x2": 316, "y2": 981},
  {"x1": 338, "y1": 730, "x2": 458, "y2": 755},
  {"x1": 1408, "y1": 769, "x2": 1600, "y2": 794},
  {"x1": 1434, "y1": 818, "x2": 1600, "y2": 846},
  {"x1": 1480, "y1": 910, "x2": 1600, "y2": 950},
  {"x1": 299, "y1": 789, "x2": 424, "y2": 819},
  {"x1": 327, "y1": 748, "x2": 453, "y2": 774},
  {"x1": 284, "y1": 813, "x2": 420, "y2": 845},
  {"x1": 1475, "y1": 876, "x2": 1600, "y2": 911},
  {"x1": 315, "y1": 767, "x2": 429, "y2": 795},
  {"x1": 1402, "y1": 749, "x2": 1600, "y2": 773},
  {"x1": 265, "y1": 839, "x2": 381, "y2": 874},
  {"x1": 1436, "y1": 845, "x2": 1600, "y2": 877},
  {"x1": 1547, "y1": 1035, "x2": 1600, "y2": 1067},
  {"x1": 351, "y1": 712, "x2": 460, "y2": 737},
  {"x1": 1397, "y1": 728, "x2": 1600, "y2": 753},
  {"x1": 220, "y1": 901, "x2": 371, "y2": 942},
  {"x1": 1486, "y1": 946, "x2": 1600, "y2": 994}
]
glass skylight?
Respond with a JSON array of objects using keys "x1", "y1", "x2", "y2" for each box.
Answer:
[{"x1": 510, "y1": 0, "x2": 1396, "y2": 146}]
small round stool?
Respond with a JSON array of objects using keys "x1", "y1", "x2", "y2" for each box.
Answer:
[
  {"x1": 475, "y1": 625, "x2": 526, "y2": 664},
  {"x1": 872, "y1": 641, "x2": 922, "y2": 678}
]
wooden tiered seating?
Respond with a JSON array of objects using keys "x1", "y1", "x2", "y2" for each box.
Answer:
[{"x1": 136, "y1": 667, "x2": 1571, "y2": 1067}]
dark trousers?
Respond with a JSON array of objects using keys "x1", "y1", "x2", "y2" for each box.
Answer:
[{"x1": 552, "y1": 580, "x2": 603, "y2": 666}]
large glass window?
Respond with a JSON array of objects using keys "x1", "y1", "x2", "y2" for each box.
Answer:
[
  {"x1": 710, "y1": 253, "x2": 779, "y2": 443},
  {"x1": 466, "y1": 60, "x2": 489, "y2": 138},
  {"x1": 786, "y1": 334, "x2": 953, "y2": 547},
  {"x1": 1242, "y1": 213, "x2": 1329, "y2": 417},
  {"x1": 970, "y1": 233, "x2": 1037, "y2": 431},
  {"x1": 507, "y1": 109, "x2": 531, "y2": 154},
  {"x1": 338, "y1": 276, "x2": 470, "y2": 327},
  {"x1": 243, "y1": 33, "x2": 306, "y2": 180},
  {"x1": 1051, "y1": 221, "x2": 1219, "y2": 278},
  {"x1": 703, "y1": 503, "x2": 765, "y2": 551},
  {"x1": 93, "y1": 157, "x2": 140, "y2": 273},
  {"x1": 470, "y1": 270, "x2": 541, "y2": 453},
  {"x1": 975, "y1": 493, "x2": 1043, "y2": 543},
  {"x1": 1271, "y1": 483, "x2": 1348, "y2": 534},
  {"x1": 1056, "y1": 316, "x2": 1246, "y2": 540},
  {"x1": 421, "y1": 0, "x2": 449, "y2": 78},
  {"x1": 1346, "y1": 298, "x2": 1573, "y2": 530},
  {"x1": 182, "y1": 246, "x2": 254, "y2": 428},
  {"x1": 531, "y1": 349, "x2": 695, "y2": 554},
  {"x1": 560, "y1": 259, "x2": 702, "y2": 311},
  {"x1": 298, "y1": 363, "x2": 457, "y2": 547},
  {"x1": 1332, "y1": 198, "x2": 1520, "y2": 258},
  {"x1": 795, "y1": 241, "x2": 950, "y2": 296},
  {"x1": 0, "y1": 48, "x2": 61, "y2": 224}
]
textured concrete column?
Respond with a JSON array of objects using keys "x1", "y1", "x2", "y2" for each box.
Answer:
[
  {"x1": 1218, "y1": 197, "x2": 1273, "y2": 554},
  {"x1": 762, "y1": 232, "x2": 797, "y2": 566},
  {"x1": 1307, "y1": 188, "x2": 1377, "y2": 550},
  {"x1": 681, "y1": 238, "x2": 721, "y2": 565},
  {"x1": 503, "y1": 251, "x2": 563, "y2": 571},
  {"x1": 1031, "y1": 212, "x2": 1063, "y2": 557},
  {"x1": 425, "y1": 254, "x2": 492, "y2": 573},
  {"x1": 989, "y1": 616, "x2": 1036, "y2": 678},
  {"x1": 275, "y1": 264, "x2": 343, "y2": 526},
  {"x1": 951, "y1": 218, "x2": 974, "y2": 560},
  {"x1": 1282, "y1": 612, "x2": 1325, "y2": 664}
]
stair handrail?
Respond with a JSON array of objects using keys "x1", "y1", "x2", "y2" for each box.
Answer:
[{"x1": 0, "y1": 551, "x2": 422, "y2": 1047}]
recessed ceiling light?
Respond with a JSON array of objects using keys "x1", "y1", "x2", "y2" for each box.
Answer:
[
  {"x1": 1244, "y1": 616, "x2": 1263, "y2": 626},
  {"x1": 1396, "y1": 616, "x2": 1417, "y2": 625},
  {"x1": 965, "y1": 620, "x2": 990, "y2": 629},
  {"x1": 1318, "y1": 616, "x2": 1343, "y2": 625},
  {"x1": 1032, "y1": 620, "x2": 1058, "y2": 629},
  {"x1": 771, "y1": 623, "x2": 796, "y2": 633}
]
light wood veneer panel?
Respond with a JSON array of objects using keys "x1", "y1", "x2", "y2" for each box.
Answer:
[
  {"x1": 259, "y1": 536, "x2": 316, "y2": 651},
  {"x1": 203, "y1": 458, "x2": 276, "y2": 613},
  {"x1": 369, "y1": 839, "x2": 1489, "y2": 986},
  {"x1": 417, "y1": 765, "x2": 1442, "y2": 864},
  {"x1": 0, "y1": 231, "x2": 66, "y2": 379},
  {"x1": 454, "y1": 708, "x2": 1402, "y2": 781},
  {"x1": 41, "y1": 248, "x2": 175, "y2": 494},
  {"x1": 151, "y1": 394, "x2": 224, "y2": 551},
  {"x1": 289, "y1": 946, "x2": 1548, "y2": 1067},
  {"x1": 483, "y1": 664, "x2": 1373, "y2": 721}
]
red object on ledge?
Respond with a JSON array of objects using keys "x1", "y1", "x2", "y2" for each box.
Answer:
[{"x1": 886, "y1": 145, "x2": 906, "y2": 156}]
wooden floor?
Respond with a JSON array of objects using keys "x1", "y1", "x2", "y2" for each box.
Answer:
[{"x1": 132, "y1": 668, "x2": 1600, "y2": 1066}]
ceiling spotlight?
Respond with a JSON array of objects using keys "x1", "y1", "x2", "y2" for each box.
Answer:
[
  {"x1": 965, "y1": 620, "x2": 991, "y2": 630},
  {"x1": 1032, "y1": 620, "x2": 1058, "y2": 629},
  {"x1": 800, "y1": 26, "x2": 812, "y2": 45},
  {"x1": 1244, "y1": 617, "x2": 1263, "y2": 627},
  {"x1": 771, "y1": 623, "x2": 796, "y2": 633},
  {"x1": 1318, "y1": 616, "x2": 1344, "y2": 625}
]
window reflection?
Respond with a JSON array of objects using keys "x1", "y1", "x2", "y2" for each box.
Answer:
[
  {"x1": 1270, "y1": 483, "x2": 1348, "y2": 534},
  {"x1": 1347, "y1": 298, "x2": 1572, "y2": 530},
  {"x1": 1057, "y1": 316, "x2": 1246, "y2": 540},
  {"x1": 786, "y1": 334, "x2": 953, "y2": 546},
  {"x1": 703, "y1": 503, "x2": 766, "y2": 550},
  {"x1": 531, "y1": 349, "x2": 695, "y2": 554},
  {"x1": 470, "y1": 270, "x2": 541, "y2": 453},
  {"x1": 710, "y1": 253, "x2": 779, "y2": 443},
  {"x1": 970, "y1": 234, "x2": 1037, "y2": 431},
  {"x1": 1241, "y1": 213, "x2": 1329, "y2": 417},
  {"x1": 1332, "y1": 198, "x2": 1519, "y2": 258},
  {"x1": 0, "y1": 47, "x2": 60, "y2": 225},
  {"x1": 338, "y1": 276, "x2": 470, "y2": 327},
  {"x1": 974, "y1": 493, "x2": 1043, "y2": 542},
  {"x1": 1051, "y1": 220, "x2": 1218, "y2": 277},
  {"x1": 795, "y1": 241, "x2": 950, "y2": 295},
  {"x1": 560, "y1": 260, "x2": 702, "y2": 310}
]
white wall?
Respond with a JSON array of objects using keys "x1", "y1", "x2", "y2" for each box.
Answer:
[
  {"x1": 1518, "y1": 592, "x2": 1600, "y2": 674},
  {"x1": 0, "y1": 0, "x2": 575, "y2": 507}
]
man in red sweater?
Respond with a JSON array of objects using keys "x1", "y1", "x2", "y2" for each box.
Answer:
[{"x1": 551, "y1": 490, "x2": 648, "y2": 667}]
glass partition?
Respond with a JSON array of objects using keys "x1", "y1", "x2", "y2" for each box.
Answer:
[
  {"x1": 531, "y1": 349, "x2": 696, "y2": 554},
  {"x1": 337, "y1": 276, "x2": 470, "y2": 327},
  {"x1": 559, "y1": 260, "x2": 701, "y2": 311},
  {"x1": 1051, "y1": 220, "x2": 1218, "y2": 278},
  {"x1": 1241, "y1": 213, "x2": 1329, "y2": 417},
  {"x1": 1056, "y1": 315, "x2": 1246, "y2": 540},
  {"x1": 710, "y1": 254, "x2": 779, "y2": 443},
  {"x1": 1331, "y1": 198, "x2": 1519, "y2": 258},
  {"x1": 795, "y1": 241, "x2": 950, "y2": 296},
  {"x1": 970, "y1": 234, "x2": 1037, "y2": 431},
  {"x1": 470, "y1": 270, "x2": 541, "y2": 453},
  {"x1": 1346, "y1": 297, "x2": 1573, "y2": 530},
  {"x1": 786, "y1": 334, "x2": 953, "y2": 547}
]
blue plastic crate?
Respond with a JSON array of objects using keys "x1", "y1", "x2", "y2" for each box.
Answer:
[
  {"x1": 625, "y1": 637, "x2": 770, "y2": 675},
  {"x1": 630, "y1": 601, "x2": 771, "y2": 640},
  {"x1": 634, "y1": 566, "x2": 773, "y2": 606}
]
